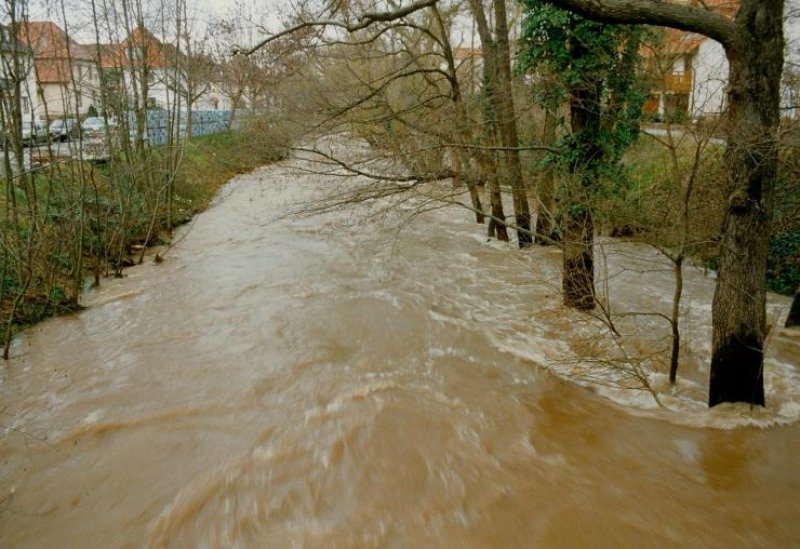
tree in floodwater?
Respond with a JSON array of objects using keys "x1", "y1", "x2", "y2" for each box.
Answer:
[
  {"x1": 518, "y1": 2, "x2": 644, "y2": 310},
  {"x1": 537, "y1": 0, "x2": 783, "y2": 407},
  {"x1": 786, "y1": 289, "x2": 800, "y2": 327},
  {"x1": 466, "y1": 0, "x2": 533, "y2": 245}
]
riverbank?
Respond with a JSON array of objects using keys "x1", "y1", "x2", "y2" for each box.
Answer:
[{"x1": 0, "y1": 126, "x2": 287, "y2": 352}]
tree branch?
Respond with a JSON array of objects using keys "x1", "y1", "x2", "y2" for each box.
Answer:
[
  {"x1": 240, "y1": 0, "x2": 440, "y2": 55},
  {"x1": 540, "y1": 0, "x2": 741, "y2": 49}
]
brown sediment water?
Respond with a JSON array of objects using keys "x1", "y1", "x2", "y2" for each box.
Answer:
[{"x1": 1, "y1": 144, "x2": 799, "y2": 547}]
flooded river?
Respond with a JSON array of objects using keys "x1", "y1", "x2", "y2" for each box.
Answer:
[{"x1": 2, "y1": 146, "x2": 799, "y2": 547}]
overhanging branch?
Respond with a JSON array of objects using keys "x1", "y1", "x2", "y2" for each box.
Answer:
[
  {"x1": 541, "y1": 0, "x2": 740, "y2": 49},
  {"x1": 239, "y1": 0, "x2": 440, "y2": 55}
]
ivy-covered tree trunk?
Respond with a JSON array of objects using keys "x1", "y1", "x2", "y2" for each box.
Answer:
[
  {"x1": 563, "y1": 83, "x2": 602, "y2": 310},
  {"x1": 709, "y1": 3, "x2": 783, "y2": 406}
]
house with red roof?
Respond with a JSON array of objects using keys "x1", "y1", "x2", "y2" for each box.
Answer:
[
  {"x1": 642, "y1": 0, "x2": 798, "y2": 122},
  {"x1": 17, "y1": 21, "x2": 100, "y2": 119},
  {"x1": 94, "y1": 25, "x2": 219, "y2": 113}
]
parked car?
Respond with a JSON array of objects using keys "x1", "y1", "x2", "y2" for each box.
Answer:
[
  {"x1": 81, "y1": 116, "x2": 117, "y2": 139},
  {"x1": 22, "y1": 121, "x2": 49, "y2": 145},
  {"x1": 49, "y1": 118, "x2": 79, "y2": 141}
]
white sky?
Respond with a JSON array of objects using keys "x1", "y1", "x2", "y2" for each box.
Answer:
[{"x1": 23, "y1": 0, "x2": 287, "y2": 45}]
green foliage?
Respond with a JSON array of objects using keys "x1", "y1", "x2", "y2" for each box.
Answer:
[
  {"x1": 48, "y1": 285, "x2": 67, "y2": 305},
  {"x1": 767, "y1": 230, "x2": 800, "y2": 295},
  {"x1": 518, "y1": 0, "x2": 646, "y2": 173}
]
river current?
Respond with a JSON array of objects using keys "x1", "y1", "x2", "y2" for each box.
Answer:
[{"x1": 2, "y1": 144, "x2": 799, "y2": 547}]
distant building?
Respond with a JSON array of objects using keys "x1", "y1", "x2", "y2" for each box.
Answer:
[
  {"x1": 0, "y1": 23, "x2": 37, "y2": 121},
  {"x1": 642, "y1": 0, "x2": 798, "y2": 122},
  {"x1": 94, "y1": 25, "x2": 216, "y2": 113},
  {"x1": 17, "y1": 21, "x2": 100, "y2": 119}
]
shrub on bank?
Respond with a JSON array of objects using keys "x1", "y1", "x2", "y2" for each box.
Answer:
[{"x1": 1, "y1": 123, "x2": 288, "y2": 351}]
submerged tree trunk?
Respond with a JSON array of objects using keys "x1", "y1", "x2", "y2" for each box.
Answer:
[
  {"x1": 493, "y1": 0, "x2": 533, "y2": 246},
  {"x1": 669, "y1": 255, "x2": 684, "y2": 383},
  {"x1": 481, "y1": 154, "x2": 509, "y2": 241},
  {"x1": 468, "y1": 183, "x2": 485, "y2": 224},
  {"x1": 467, "y1": 0, "x2": 530, "y2": 246},
  {"x1": 708, "y1": 4, "x2": 783, "y2": 407},
  {"x1": 786, "y1": 288, "x2": 800, "y2": 328},
  {"x1": 562, "y1": 208, "x2": 594, "y2": 310},
  {"x1": 539, "y1": 0, "x2": 782, "y2": 409},
  {"x1": 562, "y1": 84, "x2": 601, "y2": 310}
]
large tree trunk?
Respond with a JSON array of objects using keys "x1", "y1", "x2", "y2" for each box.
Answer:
[
  {"x1": 562, "y1": 83, "x2": 601, "y2": 310},
  {"x1": 493, "y1": 0, "x2": 533, "y2": 246},
  {"x1": 539, "y1": 0, "x2": 782, "y2": 409},
  {"x1": 708, "y1": 2, "x2": 783, "y2": 407}
]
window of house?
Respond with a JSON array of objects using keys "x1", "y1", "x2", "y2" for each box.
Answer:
[
  {"x1": 22, "y1": 97, "x2": 29, "y2": 113},
  {"x1": 672, "y1": 57, "x2": 686, "y2": 75}
]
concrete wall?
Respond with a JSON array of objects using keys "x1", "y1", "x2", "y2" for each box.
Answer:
[{"x1": 129, "y1": 109, "x2": 234, "y2": 145}]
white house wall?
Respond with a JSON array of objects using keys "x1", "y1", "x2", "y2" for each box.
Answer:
[
  {"x1": 690, "y1": 7, "x2": 800, "y2": 120},
  {"x1": 783, "y1": 0, "x2": 800, "y2": 118},
  {"x1": 690, "y1": 39, "x2": 727, "y2": 119},
  {"x1": 34, "y1": 65, "x2": 100, "y2": 120},
  {"x1": 0, "y1": 46, "x2": 41, "y2": 121}
]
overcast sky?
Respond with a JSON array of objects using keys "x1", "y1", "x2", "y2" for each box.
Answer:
[{"x1": 23, "y1": 0, "x2": 286, "y2": 44}]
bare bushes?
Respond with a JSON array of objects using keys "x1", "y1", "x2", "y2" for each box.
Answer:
[{"x1": 1, "y1": 124, "x2": 288, "y2": 354}]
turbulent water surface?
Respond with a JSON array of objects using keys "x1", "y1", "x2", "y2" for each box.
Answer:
[{"x1": 2, "y1": 145, "x2": 799, "y2": 547}]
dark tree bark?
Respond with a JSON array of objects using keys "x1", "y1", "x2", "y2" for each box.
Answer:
[
  {"x1": 540, "y1": 0, "x2": 783, "y2": 407},
  {"x1": 467, "y1": 0, "x2": 532, "y2": 246},
  {"x1": 562, "y1": 209, "x2": 595, "y2": 310},
  {"x1": 483, "y1": 154, "x2": 510, "y2": 241},
  {"x1": 669, "y1": 255, "x2": 684, "y2": 383},
  {"x1": 707, "y1": 3, "x2": 782, "y2": 407},
  {"x1": 563, "y1": 83, "x2": 602, "y2": 310},
  {"x1": 493, "y1": 0, "x2": 533, "y2": 246},
  {"x1": 786, "y1": 288, "x2": 800, "y2": 328}
]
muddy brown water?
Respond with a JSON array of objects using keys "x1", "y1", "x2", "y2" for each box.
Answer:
[{"x1": 2, "y1": 152, "x2": 799, "y2": 547}]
